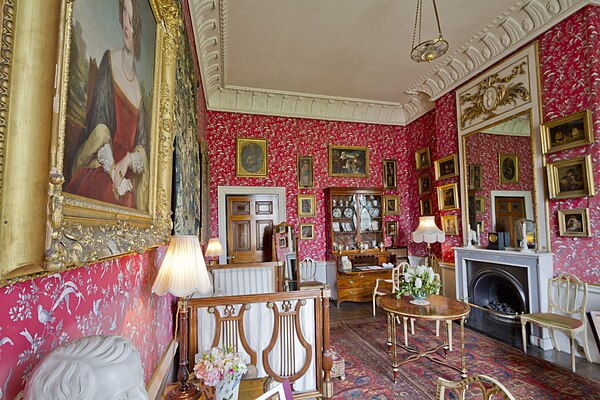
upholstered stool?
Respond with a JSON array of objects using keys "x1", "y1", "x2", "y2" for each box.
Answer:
[{"x1": 331, "y1": 350, "x2": 345, "y2": 381}]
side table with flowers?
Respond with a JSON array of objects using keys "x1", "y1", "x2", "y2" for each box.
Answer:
[
  {"x1": 397, "y1": 265, "x2": 441, "y2": 305},
  {"x1": 194, "y1": 346, "x2": 248, "y2": 400}
]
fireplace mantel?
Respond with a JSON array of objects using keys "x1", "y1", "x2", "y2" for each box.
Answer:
[{"x1": 455, "y1": 246, "x2": 554, "y2": 349}]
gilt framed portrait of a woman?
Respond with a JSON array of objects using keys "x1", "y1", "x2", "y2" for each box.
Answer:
[{"x1": 42, "y1": 0, "x2": 179, "y2": 272}]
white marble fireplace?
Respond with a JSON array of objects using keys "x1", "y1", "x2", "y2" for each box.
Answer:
[{"x1": 455, "y1": 246, "x2": 554, "y2": 349}]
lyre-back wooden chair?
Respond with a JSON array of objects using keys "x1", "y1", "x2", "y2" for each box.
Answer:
[
  {"x1": 372, "y1": 261, "x2": 408, "y2": 316},
  {"x1": 520, "y1": 272, "x2": 592, "y2": 372},
  {"x1": 297, "y1": 257, "x2": 327, "y2": 290},
  {"x1": 436, "y1": 374, "x2": 515, "y2": 400}
]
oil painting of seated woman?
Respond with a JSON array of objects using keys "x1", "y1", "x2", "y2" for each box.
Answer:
[{"x1": 64, "y1": 0, "x2": 156, "y2": 211}]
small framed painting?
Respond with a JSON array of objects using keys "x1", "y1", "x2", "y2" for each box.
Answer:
[
  {"x1": 541, "y1": 110, "x2": 593, "y2": 154},
  {"x1": 297, "y1": 156, "x2": 314, "y2": 189},
  {"x1": 418, "y1": 173, "x2": 431, "y2": 195},
  {"x1": 298, "y1": 194, "x2": 316, "y2": 217},
  {"x1": 383, "y1": 159, "x2": 397, "y2": 189},
  {"x1": 384, "y1": 195, "x2": 400, "y2": 216},
  {"x1": 236, "y1": 138, "x2": 268, "y2": 177},
  {"x1": 437, "y1": 183, "x2": 459, "y2": 211},
  {"x1": 386, "y1": 220, "x2": 398, "y2": 237},
  {"x1": 434, "y1": 154, "x2": 458, "y2": 180},
  {"x1": 547, "y1": 155, "x2": 595, "y2": 199},
  {"x1": 474, "y1": 196, "x2": 485, "y2": 213},
  {"x1": 420, "y1": 198, "x2": 433, "y2": 216},
  {"x1": 415, "y1": 147, "x2": 431, "y2": 171},
  {"x1": 441, "y1": 215, "x2": 458, "y2": 236},
  {"x1": 299, "y1": 224, "x2": 315, "y2": 240},
  {"x1": 328, "y1": 145, "x2": 369, "y2": 177},
  {"x1": 499, "y1": 154, "x2": 519, "y2": 184},
  {"x1": 558, "y1": 208, "x2": 591, "y2": 237},
  {"x1": 469, "y1": 164, "x2": 482, "y2": 190}
]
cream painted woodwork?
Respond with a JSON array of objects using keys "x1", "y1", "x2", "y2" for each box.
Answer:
[
  {"x1": 188, "y1": 0, "x2": 593, "y2": 125},
  {"x1": 227, "y1": 194, "x2": 278, "y2": 263}
]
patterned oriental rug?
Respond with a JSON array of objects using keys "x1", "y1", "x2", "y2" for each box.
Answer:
[{"x1": 330, "y1": 317, "x2": 600, "y2": 399}]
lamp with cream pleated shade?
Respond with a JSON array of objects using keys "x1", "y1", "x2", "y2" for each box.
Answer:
[
  {"x1": 204, "y1": 238, "x2": 224, "y2": 266},
  {"x1": 412, "y1": 216, "x2": 445, "y2": 267},
  {"x1": 152, "y1": 235, "x2": 212, "y2": 400},
  {"x1": 152, "y1": 235, "x2": 212, "y2": 297}
]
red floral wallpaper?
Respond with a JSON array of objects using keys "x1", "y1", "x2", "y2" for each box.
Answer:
[
  {"x1": 0, "y1": 249, "x2": 174, "y2": 399},
  {"x1": 434, "y1": 93, "x2": 461, "y2": 262},
  {"x1": 538, "y1": 6, "x2": 600, "y2": 282}
]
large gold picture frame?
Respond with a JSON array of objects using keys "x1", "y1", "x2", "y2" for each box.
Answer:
[
  {"x1": 547, "y1": 155, "x2": 595, "y2": 199},
  {"x1": 0, "y1": 0, "x2": 179, "y2": 285},
  {"x1": 541, "y1": 110, "x2": 593, "y2": 154}
]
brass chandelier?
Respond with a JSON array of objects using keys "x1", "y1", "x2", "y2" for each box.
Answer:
[{"x1": 410, "y1": 0, "x2": 448, "y2": 63}]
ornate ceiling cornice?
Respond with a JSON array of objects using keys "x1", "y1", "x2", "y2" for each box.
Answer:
[{"x1": 189, "y1": 0, "x2": 596, "y2": 126}]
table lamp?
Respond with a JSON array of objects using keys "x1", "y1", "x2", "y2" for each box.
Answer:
[
  {"x1": 204, "y1": 238, "x2": 224, "y2": 265},
  {"x1": 412, "y1": 216, "x2": 445, "y2": 267},
  {"x1": 152, "y1": 235, "x2": 212, "y2": 400}
]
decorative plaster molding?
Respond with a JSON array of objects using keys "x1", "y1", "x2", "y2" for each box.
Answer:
[{"x1": 189, "y1": 0, "x2": 595, "y2": 126}]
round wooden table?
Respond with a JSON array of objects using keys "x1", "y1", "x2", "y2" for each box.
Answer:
[{"x1": 376, "y1": 293, "x2": 471, "y2": 382}]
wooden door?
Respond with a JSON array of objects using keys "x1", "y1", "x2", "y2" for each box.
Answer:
[
  {"x1": 226, "y1": 195, "x2": 278, "y2": 263},
  {"x1": 494, "y1": 197, "x2": 525, "y2": 247}
]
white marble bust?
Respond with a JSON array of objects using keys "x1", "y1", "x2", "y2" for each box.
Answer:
[{"x1": 24, "y1": 335, "x2": 148, "y2": 400}]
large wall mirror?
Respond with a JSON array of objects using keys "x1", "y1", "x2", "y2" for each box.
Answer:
[{"x1": 456, "y1": 44, "x2": 549, "y2": 251}]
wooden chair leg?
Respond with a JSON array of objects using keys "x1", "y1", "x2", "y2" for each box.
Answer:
[
  {"x1": 372, "y1": 295, "x2": 376, "y2": 317},
  {"x1": 521, "y1": 320, "x2": 527, "y2": 354}
]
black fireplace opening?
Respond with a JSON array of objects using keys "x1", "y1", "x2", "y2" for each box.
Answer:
[{"x1": 466, "y1": 261, "x2": 530, "y2": 348}]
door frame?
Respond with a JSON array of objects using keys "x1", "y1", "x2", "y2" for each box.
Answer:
[
  {"x1": 217, "y1": 186, "x2": 287, "y2": 264},
  {"x1": 490, "y1": 190, "x2": 533, "y2": 240}
]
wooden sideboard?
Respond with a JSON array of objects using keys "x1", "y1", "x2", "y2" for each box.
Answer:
[{"x1": 335, "y1": 251, "x2": 392, "y2": 306}]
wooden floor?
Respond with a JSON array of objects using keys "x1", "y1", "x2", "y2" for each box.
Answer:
[{"x1": 330, "y1": 301, "x2": 600, "y2": 382}]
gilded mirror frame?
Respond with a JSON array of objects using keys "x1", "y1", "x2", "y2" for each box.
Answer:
[
  {"x1": 0, "y1": 0, "x2": 179, "y2": 286},
  {"x1": 456, "y1": 43, "x2": 549, "y2": 251}
]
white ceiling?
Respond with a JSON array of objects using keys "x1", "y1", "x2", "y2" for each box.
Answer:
[{"x1": 189, "y1": 0, "x2": 593, "y2": 125}]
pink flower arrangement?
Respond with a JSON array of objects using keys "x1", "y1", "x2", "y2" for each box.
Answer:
[{"x1": 194, "y1": 346, "x2": 248, "y2": 387}]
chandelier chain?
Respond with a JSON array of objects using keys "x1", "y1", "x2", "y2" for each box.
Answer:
[
  {"x1": 432, "y1": 0, "x2": 443, "y2": 37},
  {"x1": 411, "y1": 0, "x2": 423, "y2": 48}
]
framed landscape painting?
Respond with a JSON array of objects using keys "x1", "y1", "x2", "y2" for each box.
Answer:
[
  {"x1": 328, "y1": 145, "x2": 369, "y2": 177},
  {"x1": 541, "y1": 110, "x2": 593, "y2": 154},
  {"x1": 434, "y1": 154, "x2": 458, "y2": 181}
]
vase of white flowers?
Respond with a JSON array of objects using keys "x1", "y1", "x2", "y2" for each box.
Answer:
[
  {"x1": 194, "y1": 346, "x2": 248, "y2": 400},
  {"x1": 397, "y1": 264, "x2": 441, "y2": 305}
]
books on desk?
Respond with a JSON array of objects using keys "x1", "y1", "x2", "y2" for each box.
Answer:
[{"x1": 381, "y1": 263, "x2": 394, "y2": 269}]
